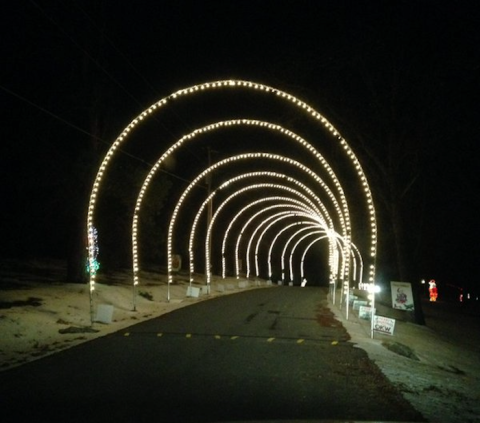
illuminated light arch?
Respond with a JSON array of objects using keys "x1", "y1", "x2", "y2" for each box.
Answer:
[
  {"x1": 131, "y1": 129, "x2": 349, "y2": 296},
  {"x1": 204, "y1": 169, "x2": 332, "y2": 225},
  {"x1": 230, "y1": 204, "x2": 320, "y2": 280},
  {"x1": 189, "y1": 176, "x2": 325, "y2": 286},
  {"x1": 231, "y1": 206, "x2": 326, "y2": 278},
  {"x1": 266, "y1": 221, "x2": 312, "y2": 282},
  {"x1": 248, "y1": 213, "x2": 325, "y2": 280},
  {"x1": 135, "y1": 124, "x2": 350, "y2": 286},
  {"x1": 317, "y1": 230, "x2": 365, "y2": 287},
  {"x1": 202, "y1": 183, "x2": 326, "y2": 286},
  {"x1": 266, "y1": 222, "x2": 327, "y2": 283},
  {"x1": 221, "y1": 200, "x2": 324, "y2": 279},
  {"x1": 200, "y1": 170, "x2": 339, "y2": 284},
  {"x1": 277, "y1": 225, "x2": 324, "y2": 283},
  {"x1": 297, "y1": 234, "x2": 339, "y2": 302},
  {"x1": 288, "y1": 229, "x2": 325, "y2": 284},
  {"x1": 293, "y1": 230, "x2": 364, "y2": 313},
  {"x1": 235, "y1": 210, "x2": 315, "y2": 280},
  {"x1": 349, "y1": 242, "x2": 364, "y2": 285},
  {"x1": 300, "y1": 236, "x2": 329, "y2": 280},
  {"x1": 290, "y1": 229, "x2": 361, "y2": 285},
  {"x1": 189, "y1": 173, "x2": 324, "y2": 274},
  {"x1": 166, "y1": 152, "x2": 343, "y2": 284},
  {"x1": 199, "y1": 169, "x2": 334, "y2": 280},
  {"x1": 242, "y1": 213, "x2": 331, "y2": 282},
  {"x1": 87, "y1": 79, "x2": 377, "y2": 320}
]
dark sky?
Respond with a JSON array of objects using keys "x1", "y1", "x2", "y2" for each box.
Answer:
[{"x1": 2, "y1": 1, "x2": 479, "y2": 293}]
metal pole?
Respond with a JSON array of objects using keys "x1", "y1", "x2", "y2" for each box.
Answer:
[
  {"x1": 370, "y1": 286, "x2": 376, "y2": 339},
  {"x1": 89, "y1": 285, "x2": 94, "y2": 326},
  {"x1": 345, "y1": 279, "x2": 349, "y2": 320},
  {"x1": 133, "y1": 283, "x2": 137, "y2": 311},
  {"x1": 206, "y1": 147, "x2": 213, "y2": 292}
]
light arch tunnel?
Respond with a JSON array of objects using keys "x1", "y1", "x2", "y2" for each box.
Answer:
[{"x1": 86, "y1": 79, "x2": 378, "y2": 320}]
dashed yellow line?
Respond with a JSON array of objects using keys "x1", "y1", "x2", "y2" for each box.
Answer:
[{"x1": 122, "y1": 332, "x2": 341, "y2": 346}]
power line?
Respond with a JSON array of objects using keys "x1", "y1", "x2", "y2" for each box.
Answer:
[
  {"x1": 26, "y1": 0, "x2": 208, "y2": 182},
  {"x1": 31, "y1": 0, "x2": 206, "y2": 167},
  {"x1": 1, "y1": 83, "x2": 199, "y2": 186},
  {"x1": 29, "y1": 0, "x2": 146, "y2": 110},
  {"x1": 69, "y1": 0, "x2": 206, "y2": 165},
  {"x1": 71, "y1": 0, "x2": 162, "y2": 98}
]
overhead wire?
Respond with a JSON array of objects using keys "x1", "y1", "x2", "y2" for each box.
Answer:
[
  {"x1": 0, "y1": 84, "x2": 197, "y2": 186},
  {"x1": 17, "y1": 0, "x2": 205, "y2": 186},
  {"x1": 69, "y1": 0, "x2": 207, "y2": 165},
  {"x1": 29, "y1": 0, "x2": 145, "y2": 110}
]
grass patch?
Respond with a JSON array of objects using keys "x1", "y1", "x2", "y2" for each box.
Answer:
[
  {"x1": 139, "y1": 291, "x2": 154, "y2": 301},
  {"x1": 0, "y1": 297, "x2": 43, "y2": 309},
  {"x1": 382, "y1": 340, "x2": 420, "y2": 360}
]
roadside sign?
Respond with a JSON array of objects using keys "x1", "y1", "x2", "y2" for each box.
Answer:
[
  {"x1": 390, "y1": 281, "x2": 414, "y2": 310},
  {"x1": 359, "y1": 305, "x2": 375, "y2": 319},
  {"x1": 374, "y1": 315, "x2": 396, "y2": 335}
]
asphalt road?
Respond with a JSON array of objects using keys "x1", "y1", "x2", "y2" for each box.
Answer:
[{"x1": 0, "y1": 286, "x2": 424, "y2": 422}]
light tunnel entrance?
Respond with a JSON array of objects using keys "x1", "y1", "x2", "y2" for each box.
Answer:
[{"x1": 86, "y1": 79, "x2": 377, "y2": 326}]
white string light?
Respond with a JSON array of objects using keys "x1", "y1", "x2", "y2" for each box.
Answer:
[{"x1": 86, "y1": 79, "x2": 377, "y2": 318}]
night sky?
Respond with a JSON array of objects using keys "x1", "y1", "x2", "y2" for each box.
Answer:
[{"x1": 2, "y1": 1, "x2": 479, "y2": 295}]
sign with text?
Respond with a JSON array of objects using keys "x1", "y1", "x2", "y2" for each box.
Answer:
[
  {"x1": 390, "y1": 281, "x2": 414, "y2": 310},
  {"x1": 374, "y1": 315, "x2": 396, "y2": 335},
  {"x1": 359, "y1": 305, "x2": 375, "y2": 319}
]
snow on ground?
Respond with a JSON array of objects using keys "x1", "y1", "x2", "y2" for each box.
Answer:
[
  {"x1": 331, "y1": 290, "x2": 480, "y2": 423},
  {"x1": 1, "y1": 258, "x2": 479, "y2": 423},
  {"x1": 0, "y1": 258, "x2": 268, "y2": 370}
]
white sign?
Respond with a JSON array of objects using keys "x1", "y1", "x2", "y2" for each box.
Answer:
[
  {"x1": 374, "y1": 315, "x2": 396, "y2": 335},
  {"x1": 95, "y1": 304, "x2": 114, "y2": 324},
  {"x1": 390, "y1": 281, "x2": 415, "y2": 310},
  {"x1": 186, "y1": 286, "x2": 200, "y2": 298},
  {"x1": 359, "y1": 305, "x2": 374, "y2": 319},
  {"x1": 353, "y1": 300, "x2": 368, "y2": 310}
]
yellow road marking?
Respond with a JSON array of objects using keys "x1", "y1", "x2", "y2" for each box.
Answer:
[
  {"x1": 267, "y1": 337, "x2": 275, "y2": 342},
  {"x1": 214, "y1": 335, "x2": 221, "y2": 339},
  {"x1": 297, "y1": 339, "x2": 305, "y2": 344},
  {"x1": 186, "y1": 333, "x2": 192, "y2": 338},
  {"x1": 157, "y1": 333, "x2": 163, "y2": 337},
  {"x1": 230, "y1": 336, "x2": 239, "y2": 340},
  {"x1": 331, "y1": 340, "x2": 338, "y2": 345},
  {"x1": 124, "y1": 332, "x2": 130, "y2": 337}
]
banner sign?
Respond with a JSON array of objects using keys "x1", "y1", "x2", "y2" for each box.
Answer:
[
  {"x1": 374, "y1": 315, "x2": 396, "y2": 335},
  {"x1": 390, "y1": 281, "x2": 414, "y2": 310}
]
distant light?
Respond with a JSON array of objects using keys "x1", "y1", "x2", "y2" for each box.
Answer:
[{"x1": 367, "y1": 283, "x2": 381, "y2": 293}]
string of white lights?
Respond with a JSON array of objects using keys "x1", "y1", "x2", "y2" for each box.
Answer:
[
  {"x1": 86, "y1": 79, "x2": 377, "y2": 320},
  {"x1": 221, "y1": 201, "x2": 320, "y2": 279}
]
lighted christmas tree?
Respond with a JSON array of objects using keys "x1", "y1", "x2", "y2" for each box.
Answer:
[{"x1": 86, "y1": 226, "x2": 100, "y2": 275}]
